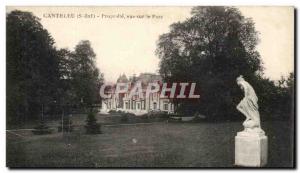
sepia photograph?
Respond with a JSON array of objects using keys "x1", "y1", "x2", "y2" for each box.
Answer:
[{"x1": 6, "y1": 6, "x2": 295, "y2": 168}]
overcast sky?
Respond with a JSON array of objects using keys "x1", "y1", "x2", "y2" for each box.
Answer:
[{"x1": 7, "y1": 6, "x2": 294, "y2": 82}]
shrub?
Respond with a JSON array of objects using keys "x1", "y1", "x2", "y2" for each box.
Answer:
[
  {"x1": 85, "y1": 111, "x2": 101, "y2": 134},
  {"x1": 147, "y1": 110, "x2": 170, "y2": 119},
  {"x1": 117, "y1": 110, "x2": 125, "y2": 113},
  {"x1": 140, "y1": 113, "x2": 149, "y2": 119},
  {"x1": 120, "y1": 112, "x2": 135, "y2": 122},
  {"x1": 108, "y1": 110, "x2": 117, "y2": 114},
  {"x1": 120, "y1": 113, "x2": 129, "y2": 122},
  {"x1": 32, "y1": 119, "x2": 52, "y2": 135}
]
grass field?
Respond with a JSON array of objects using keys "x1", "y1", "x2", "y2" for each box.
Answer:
[{"x1": 6, "y1": 114, "x2": 294, "y2": 168}]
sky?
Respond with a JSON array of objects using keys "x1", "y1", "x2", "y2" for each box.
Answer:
[{"x1": 7, "y1": 6, "x2": 294, "y2": 83}]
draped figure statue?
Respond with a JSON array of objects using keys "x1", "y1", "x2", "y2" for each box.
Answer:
[{"x1": 236, "y1": 75, "x2": 264, "y2": 134}]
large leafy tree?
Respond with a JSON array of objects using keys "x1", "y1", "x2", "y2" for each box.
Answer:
[
  {"x1": 69, "y1": 40, "x2": 103, "y2": 107},
  {"x1": 7, "y1": 10, "x2": 104, "y2": 127},
  {"x1": 56, "y1": 48, "x2": 75, "y2": 108},
  {"x1": 156, "y1": 7, "x2": 262, "y2": 120},
  {"x1": 7, "y1": 10, "x2": 59, "y2": 125}
]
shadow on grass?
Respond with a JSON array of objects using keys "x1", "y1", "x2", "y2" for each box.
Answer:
[{"x1": 7, "y1": 120, "x2": 294, "y2": 168}]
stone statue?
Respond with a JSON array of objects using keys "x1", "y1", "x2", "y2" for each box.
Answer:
[
  {"x1": 235, "y1": 75, "x2": 267, "y2": 167},
  {"x1": 236, "y1": 75, "x2": 264, "y2": 134}
]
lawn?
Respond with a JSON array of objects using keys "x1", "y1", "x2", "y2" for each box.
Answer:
[{"x1": 6, "y1": 114, "x2": 294, "y2": 168}]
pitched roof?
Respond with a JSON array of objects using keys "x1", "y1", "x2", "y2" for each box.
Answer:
[{"x1": 117, "y1": 74, "x2": 129, "y2": 83}]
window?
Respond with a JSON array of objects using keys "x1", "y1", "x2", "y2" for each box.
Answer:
[
  {"x1": 141, "y1": 101, "x2": 145, "y2": 110},
  {"x1": 153, "y1": 102, "x2": 157, "y2": 110},
  {"x1": 164, "y1": 103, "x2": 168, "y2": 111},
  {"x1": 137, "y1": 103, "x2": 140, "y2": 109}
]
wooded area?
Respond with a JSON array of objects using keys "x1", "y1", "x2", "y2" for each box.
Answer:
[
  {"x1": 156, "y1": 7, "x2": 294, "y2": 121},
  {"x1": 7, "y1": 10, "x2": 103, "y2": 127}
]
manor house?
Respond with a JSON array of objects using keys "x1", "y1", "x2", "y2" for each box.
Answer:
[{"x1": 102, "y1": 73, "x2": 175, "y2": 115}]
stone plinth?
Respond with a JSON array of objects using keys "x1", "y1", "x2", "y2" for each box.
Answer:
[{"x1": 235, "y1": 131, "x2": 268, "y2": 167}]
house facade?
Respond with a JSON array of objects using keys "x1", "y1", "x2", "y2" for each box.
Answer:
[{"x1": 102, "y1": 73, "x2": 175, "y2": 115}]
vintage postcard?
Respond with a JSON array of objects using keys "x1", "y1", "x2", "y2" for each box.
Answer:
[{"x1": 6, "y1": 6, "x2": 295, "y2": 168}]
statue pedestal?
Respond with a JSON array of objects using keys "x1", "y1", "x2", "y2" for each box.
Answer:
[{"x1": 235, "y1": 131, "x2": 268, "y2": 167}]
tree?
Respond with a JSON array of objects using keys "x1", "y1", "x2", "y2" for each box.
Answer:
[
  {"x1": 85, "y1": 110, "x2": 101, "y2": 134},
  {"x1": 286, "y1": 72, "x2": 295, "y2": 120},
  {"x1": 275, "y1": 73, "x2": 294, "y2": 120},
  {"x1": 156, "y1": 7, "x2": 262, "y2": 120},
  {"x1": 69, "y1": 40, "x2": 104, "y2": 108},
  {"x1": 7, "y1": 10, "x2": 60, "y2": 126},
  {"x1": 32, "y1": 118, "x2": 52, "y2": 135},
  {"x1": 56, "y1": 48, "x2": 76, "y2": 107},
  {"x1": 55, "y1": 41, "x2": 104, "y2": 113},
  {"x1": 6, "y1": 10, "x2": 105, "y2": 128}
]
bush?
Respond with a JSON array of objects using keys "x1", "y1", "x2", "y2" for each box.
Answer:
[
  {"x1": 85, "y1": 111, "x2": 101, "y2": 134},
  {"x1": 32, "y1": 119, "x2": 52, "y2": 135},
  {"x1": 138, "y1": 111, "x2": 170, "y2": 123},
  {"x1": 147, "y1": 110, "x2": 170, "y2": 119},
  {"x1": 120, "y1": 112, "x2": 136, "y2": 122},
  {"x1": 108, "y1": 110, "x2": 117, "y2": 114},
  {"x1": 120, "y1": 113, "x2": 129, "y2": 122},
  {"x1": 140, "y1": 113, "x2": 149, "y2": 119},
  {"x1": 58, "y1": 115, "x2": 73, "y2": 132}
]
